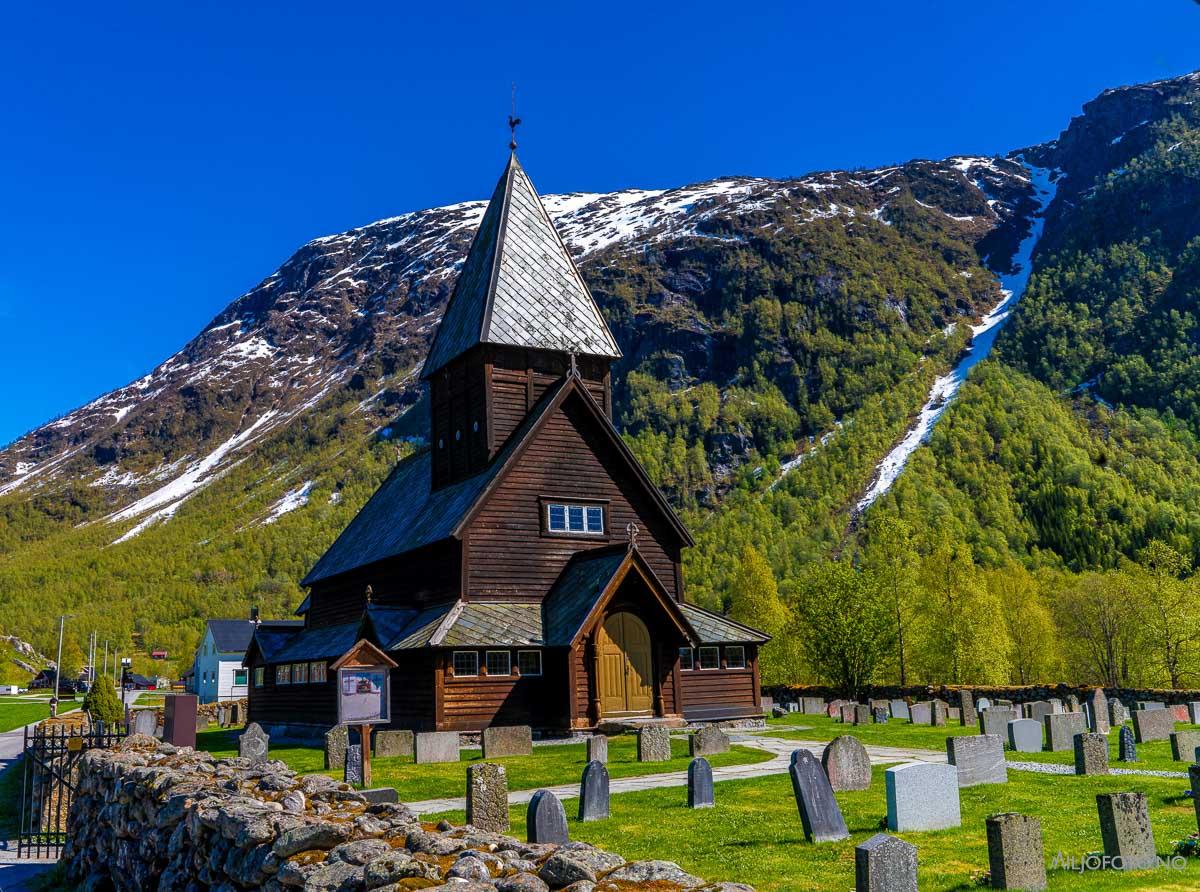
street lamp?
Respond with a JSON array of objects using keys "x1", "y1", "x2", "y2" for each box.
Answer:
[{"x1": 52, "y1": 614, "x2": 74, "y2": 715}]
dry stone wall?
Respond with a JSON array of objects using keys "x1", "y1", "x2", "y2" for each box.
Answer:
[
  {"x1": 766, "y1": 683, "x2": 1200, "y2": 712},
  {"x1": 64, "y1": 735, "x2": 751, "y2": 892}
]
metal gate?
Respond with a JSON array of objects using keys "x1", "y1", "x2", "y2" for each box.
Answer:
[{"x1": 17, "y1": 720, "x2": 126, "y2": 859}]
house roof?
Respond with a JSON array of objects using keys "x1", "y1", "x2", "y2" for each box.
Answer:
[
  {"x1": 421, "y1": 153, "x2": 620, "y2": 378},
  {"x1": 542, "y1": 548, "x2": 629, "y2": 645},
  {"x1": 207, "y1": 618, "x2": 302, "y2": 654},
  {"x1": 253, "y1": 620, "x2": 362, "y2": 664},
  {"x1": 680, "y1": 603, "x2": 772, "y2": 644}
]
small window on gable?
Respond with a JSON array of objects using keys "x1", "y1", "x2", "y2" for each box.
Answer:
[
  {"x1": 254, "y1": 667, "x2": 264, "y2": 687},
  {"x1": 311, "y1": 661, "x2": 327, "y2": 683},
  {"x1": 679, "y1": 647, "x2": 694, "y2": 671},
  {"x1": 276, "y1": 664, "x2": 291, "y2": 685},
  {"x1": 546, "y1": 502, "x2": 604, "y2": 535},
  {"x1": 452, "y1": 651, "x2": 478, "y2": 677},
  {"x1": 486, "y1": 650, "x2": 511, "y2": 676},
  {"x1": 725, "y1": 646, "x2": 746, "y2": 669},
  {"x1": 517, "y1": 650, "x2": 542, "y2": 676},
  {"x1": 697, "y1": 647, "x2": 720, "y2": 670}
]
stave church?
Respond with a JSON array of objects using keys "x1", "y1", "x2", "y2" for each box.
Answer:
[{"x1": 246, "y1": 147, "x2": 768, "y2": 736}]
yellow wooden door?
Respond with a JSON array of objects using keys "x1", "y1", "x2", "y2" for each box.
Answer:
[{"x1": 597, "y1": 613, "x2": 654, "y2": 715}]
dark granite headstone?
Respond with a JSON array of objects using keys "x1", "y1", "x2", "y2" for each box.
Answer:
[
  {"x1": 162, "y1": 694, "x2": 197, "y2": 749},
  {"x1": 1118, "y1": 725, "x2": 1137, "y2": 762},
  {"x1": 1189, "y1": 765, "x2": 1200, "y2": 833},
  {"x1": 527, "y1": 789, "x2": 569, "y2": 844},
  {"x1": 578, "y1": 760, "x2": 610, "y2": 821},
  {"x1": 789, "y1": 748, "x2": 849, "y2": 843},
  {"x1": 931, "y1": 701, "x2": 949, "y2": 727},
  {"x1": 344, "y1": 744, "x2": 363, "y2": 786},
  {"x1": 238, "y1": 722, "x2": 269, "y2": 764},
  {"x1": 688, "y1": 757, "x2": 714, "y2": 809},
  {"x1": 986, "y1": 813, "x2": 1047, "y2": 890},
  {"x1": 1097, "y1": 792, "x2": 1156, "y2": 870},
  {"x1": 855, "y1": 833, "x2": 917, "y2": 892}
]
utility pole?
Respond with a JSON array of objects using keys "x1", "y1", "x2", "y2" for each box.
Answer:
[
  {"x1": 53, "y1": 614, "x2": 73, "y2": 713},
  {"x1": 103, "y1": 640, "x2": 109, "y2": 678}
]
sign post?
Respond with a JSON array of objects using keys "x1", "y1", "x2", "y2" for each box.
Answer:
[{"x1": 331, "y1": 640, "x2": 398, "y2": 789}]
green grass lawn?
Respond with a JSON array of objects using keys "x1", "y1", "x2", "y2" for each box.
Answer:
[
  {"x1": 760, "y1": 713, "x2": 978, "y2": 751},
  {"x1": 195, "y1": 729, "x2": 773, "y2": 802},
  {"x1": 430, "y1": 764, "x2": 1200, "y2": 891},
  {"x1": 0, "y1": 700, "x2": 82, "y2": 733}
]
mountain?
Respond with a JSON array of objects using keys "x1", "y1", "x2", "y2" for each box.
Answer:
[{"x1": 5, "y1": 69, "x2": 1200, "y2": 677}]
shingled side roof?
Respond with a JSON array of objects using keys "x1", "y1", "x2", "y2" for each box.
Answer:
[{"x1": 420, "y1": 153, "x2": 621, "y2": 378}]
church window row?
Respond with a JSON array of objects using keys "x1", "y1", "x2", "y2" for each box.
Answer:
[
  {"x1": 260, "y1": 660, "x2": 328, "y2": 686},
  {"x1": 545, "y1": 502, "x2": 605, "y2": 535},
  {"x1": 678, "y1": 646, "x2": 745, "y2": 671},
  {"x1": 451, "y1": 648, "x2": 543, "y2": 678}
]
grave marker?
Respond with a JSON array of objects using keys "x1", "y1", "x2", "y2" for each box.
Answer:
[
  {"x1": 946, "y1": 734, "x2": 1007, "y2": 786},
  {"x1": 1118, "y1": 725, "x2": 1137, "y2": 762},
  {"x1": 855, "y1": 833, "x2": 917, "y2": 892},
  {"x1": 325, "y1": 725, "x2": 349, "y2": 770},
  {"x1": 131, "y1": 709, "x2": 157, "y2": 737},
  {"x1": 1109, "y1": 701, "x2": 1129, "y2": 728},
  {"x1": 821, "y1": 735, "x2": 872, "y2": 792},
  {"x1": 960, "y1": 690, "x2": 977, "y2": 727},
  {"x1": 1074, "y1": 732, "x2": 1109, "y2": 775},
  {"x1": 344, "y1": 744, "x2": 363, "y2": 786},
  {"x1": 885, "y1": 762, "x2": 961, "y2": 831},
  {"x1": 690, "y1": 725, "x2": 730, "y2": 757},
  {"x1": 1172, "y1": 703, "x2": 1191, "y2": 722},
  {"x1": 637, "y1": 726, "x2": 671, "y2": 762},
  {"x1": 873, "y1": 706, "x2": 889, "y2": 724},
  {"x1": 238, "y1": 722, "x2": 269, "y2": 764},
  {"x1": 1044, "y1": 712, "x2": 1085, "y2": 752},
  {"x1": 909, "y1": 702, "x2": 931, "y2": 725},
  {"x1": 578, "y1": 760, "x2": 610, "y2": 821},
  {"x1": 979, "y1": 707, "x2": 1015, "y2": 739},
  {"x1": 1189, "y1": 765, "x2": 1200, "y2": 834},
  {"x1": 527, "y1": 790, "x2": 569, "y2": 844},
  {"x1": 986, "y1": 813, "x2": 1047, "y2": 891},
  {"x1": 1097, "y1": 792, "x2": 1156, "y2": 870},
  {"x1": 854, "y1": 705, "x2": 871, "y2": 725},
  {"x1": 976, "y1": 697, "x2": 992, "y2": 710},
  {"x1": 481, "y1": 725, "x2": 533, "y2": 759},
  {"x1": 789, "y1": 749, "x2": 849, "y2": 842},
  {"x1": 1189, "y1": 701, "x2": 1200, "y2": 725},
  {"x1": 1132, "y1": 707, "x2": 1175, "y2": 743},
  {"x1": 466, "y1": 762, "x2": 509, "y2": 833},
  {"x1": 841, "y1": 704, "x2": 857, "y2": 723},
  {"x1": 374, "y1": 729, "x2": 414, "y2": 758},
  {"x1": 1088, "y1": 688, "x2": 1110, "y2": 734},
  {"x1": 931, "y1": 702, "x2": 948, "y2": 726},
  {"x1": 587, "y1": 735, "x2": 608, "y2": 764},
  {"x1": 1170, "y1": 730, "x2": 1200, "y2": 761},
  {"x1": 414, "y1": 730, "x2": 460, "y2": 764},
  {"x1": 803, "y1": 697, "x2": 825, "y2": 715},
  {"x1": 688, "y1": 757, "x2": 714, "y2": 809},
  {"x1": 889, "y1": 699, "x2": 910, "y2": 721},
  {"x1": 1007, "y1": 719, "x2": 1042, "y2": 753},
  {"x1": 162, "y1": 694, "x2": 197, "y2": 749},
  {"x1": 1025, "y1": 701, "x2": 1052, "y2": 724}
]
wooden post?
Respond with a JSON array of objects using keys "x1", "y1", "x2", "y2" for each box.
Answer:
[{"x1": 360, "y1": 723, "x2": 372, "y2": 788}]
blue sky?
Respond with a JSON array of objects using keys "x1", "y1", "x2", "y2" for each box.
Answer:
[{"x1": 1, "y1": 0, "x2": 1198, "y2": 445}]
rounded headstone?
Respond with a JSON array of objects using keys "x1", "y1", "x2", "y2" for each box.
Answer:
[
  {"x1": 821, "y1": 735, "x2": 872, "y2": 792},
  {"x1": 526, "y1": 789, "x2": 569, "y2": 844},
  {"x1": 688, "y1": 757, "x2": 715, "y2": 809},
  {"x1": 578, "y1": 760, "x2": 610, "y2": 822}
]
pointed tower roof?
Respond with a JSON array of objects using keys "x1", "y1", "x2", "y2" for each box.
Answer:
[{"x1": 421, "y1": 153, "x2": 621, "y2": 378}]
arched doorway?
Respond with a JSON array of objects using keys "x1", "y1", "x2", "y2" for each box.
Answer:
[{"x1": 597, "y1": 612, "x2": 654, "y2": 716}]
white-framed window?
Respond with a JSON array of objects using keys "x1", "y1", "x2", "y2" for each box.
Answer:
[
  {"x1": 546, "y1": 502, "x2": 605, "y2": 535},
  {"x1": 452, "y1": 651, "x2": 479, "y2": 677},
  {"x1": 517, "y1": 650, "x2": 542, "y2": 677},
  {"x1": 725, "y1": 646, "x2": 746, "y2": 669},
  {"x1": 234, "y1": 669, "x2": 248, "y2": 686},
  {"x1": 311, "y1": 661, "x2": 327, "y2": 683},
  {"x1": 697, "y1": 646, "x2": 721, "y2": 670},
  {"x1": 254, "y1": 667, "x2": 264, "y2": 687},
  {"x1": 294, "y1": 662, "x2": 309, "y2": 684},
  {"x1": 486, "y1": 650, "x2": 512, "y2": 676},
  {"x1": 275, "y1": 664, "x2": 291, "y2": 685},
  {"x1": 679, "y1": 647, "x2": 694, "y2": 671}
]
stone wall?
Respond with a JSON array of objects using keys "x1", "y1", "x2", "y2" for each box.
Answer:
[
  {"x1": 765, "y1": 683, "x2": 1200, "y2": 710},
  {"x1": 64, "y1": 735, "x2": 750, "y2": 891}
]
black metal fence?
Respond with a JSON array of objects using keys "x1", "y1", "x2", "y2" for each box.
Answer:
[{"x1": 17, "y1": 720, "x2": 126, "y2": 859}]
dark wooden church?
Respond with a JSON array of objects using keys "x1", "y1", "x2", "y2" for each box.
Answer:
[{"x1": 247, "y1": 151, "x2": 768, "y2": 735}]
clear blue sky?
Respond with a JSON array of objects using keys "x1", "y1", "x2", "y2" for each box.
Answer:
[{"x1": 1, "y1": 0, "x2": 1197, "y2": 445}]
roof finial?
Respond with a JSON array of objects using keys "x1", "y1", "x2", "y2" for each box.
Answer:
[
  {"x1": 508, "y1": 83, "x2": 521, "y2": 152},
  {"x1": 568, "y1": 352, "x2": 578, "y2": 378},
  {"x1": 365, "y1": 584, "x2": 373, "y2": 605},
  {"x1": 625, "y1": 522, "x2": 640, "y2": 552}
]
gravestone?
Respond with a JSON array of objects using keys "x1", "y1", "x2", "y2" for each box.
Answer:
[
  {"x1": 359, "y1": 787, "x2": 398, "y2": 805},
  {"x1": 1089, "y1": 688, "x2": 1110, "y2": 734},
  {"x1": 948, "y1": 707, "x2": 961, "y2": 722},
  {"x1": 690, "y1": 725, "x2": 730, "y2": 757},
  {"x1": 789, "y1": 749, "x2": 849, "y2": 842},
  {"x1": 1007, "y1": 719, "x2": 1042, "y2": 753},
  {"x1": 238, "y1": 722, "x2": 269, "y2": 764},
  {"x1": 996, "y1": 698, "x2": 1013, "y2": 708},
  {"x1": 890, "y1": 699, "x2": 910, "y2": 721},
  {"x1": 637, "y1": 726, "x2": 671, "y2": 762},
  {"x1": 761, "y1": 696, "x2": 774, "y2": 713},
  {"x1": 482, "y1": 725, "x2": 533, "y2": 759},
  {"x1": 374, "y1": 729, "x2": 414, "y2": 758},
  {"x1": 841, "y1": 704, "x2": 857, "y2": 723},
  {"x1": 787, "y1": 702, "x2": 799, "y2": 713},
  {"x1": 587, "y1": 735, "x2": 608, "y2": 764},
  {"x1": 1047, "y1": 698, "x2": 1063, "y2": 714},
  {"x1": 228, "y1": 702, "x2": 241, "y2": 725},
  {"x1": 1172, "y1": 703, "x2": 1191, "y2": 722},
  {"x1": 1189, "y1": 765, "x2": 1200, "y2": 833},
  {"x1": 466, "y1": 763, "x2": 509, "y2": 833},
  {"x1": 526, "y1": 789, "x2": 569, "y2": 844},
  {"x1": 1137, "y1": 700, "x2": 1164, "y2": 711},
  {"x1": 1066, "y1": 694, "x2": 1081, "y2": 713},
  {"x1": 217, "y1": 706, "x2": 228, "y2": 728},
  {"x1": 1044, "y1": 712, "x2": 1085, "y2": 751},
  {"x1": 1170, "y1": 730, "x2": 1200, "y2": 761},
  {"x1": 855, "y1": 833, "x2": 917, "y2": 892},
  {"x1": 827, "y1": 700, "x2": 847, "y2": 718},
  {"x1": 325, "y1": 725, "x2": 349, "y2": 770},
  {"x1": 1097, "y1": 792, "x2": 1156, "y2": 870},
  {"x1": 803, "y1": 697, "x2": 825, "y2": 715},
  {"x1": 885, "y1": 762, "x2": 961, "y2": 831},
  {"x1": 960, "y1": 690, "x2": 977, "y2": 727},
  {"x1": 1109, "y1": 701, "x2": 1127, "y2": 728},
  {"x1": 195, "y1": 713, "x2": 209, "y2": 733},
  {"x1": 132, "y1": 709, "x2": 157, "y2": 737},
  {"x1": 1025, "y1": 701, "x2": 1052, "y2": 725},
  {"x1": 909, "y1": 702, "x2": 931, "y2": 725},
  {"x1": 979, "y1": 707, "x2": 1015, "y2": 739},
  {"x1": 821, "y1": 735, "x2": 872, "y2": 792},
  {"x1": 1074, "y1": 732, "x2": 1109, "y2": 776},
  {"x1": 688, "y1": 757, "x2": 714, "y2": 809},
  {"x1": 1189, "y1": 701, "x2": 1200, "y2": 725},
  {"x1": 873, "y1": 707, "x2": 889, "y2": 724},
  {"x1": 986, "y1": 813, "x2": 1047, "y2": 891},
  {"x1": 414, "y1": 730, "x2": 460, "y2": 764},
  {"x1": 854, "y1": 705, "x2": 871, "y2": 725},
  {"x1": 344, "y1": 744, "x2": 363, "y2": 786},
  {"x1": 162, "y1": 694, "x2": 197, "y2": 749},
  {"x1": 1118, "y1": 725, "x2": 1137, "y2": 762},
  {"x1": 1132, "y1": 707, "x2": 1175, "y2": 743},
  {"x1": 976, "y1": 697, "x2": 992, "y2": 710},
  {"x1": 947, "y1": 734, "x2": 1007, "y2": 786},
  {"x1": 578, "y1": 760, "x2": 610, "y2": 821},
  {"x1": 931, "y1": 702, "x2": 948, "y2": 727}
]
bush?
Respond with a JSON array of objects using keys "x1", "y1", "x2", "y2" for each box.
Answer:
[{"x1": 82, "y1": 676, "x2": 124, "y2": 725}]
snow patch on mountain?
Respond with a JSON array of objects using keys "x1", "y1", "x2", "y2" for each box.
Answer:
[{"x1": 263, "y1": 480, "x2": 314, "y2": 524}]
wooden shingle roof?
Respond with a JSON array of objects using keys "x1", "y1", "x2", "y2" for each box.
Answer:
[{"x1": 420, "y1": 153, "x2": 620, "y2": 378}]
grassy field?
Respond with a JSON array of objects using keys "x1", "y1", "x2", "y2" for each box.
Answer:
[
  {"x1": 195, "y1": 729, "x2": 774, "y2": 801},
  {"x1": 430, "y1": 764, "x2": 1200, "y2": 891},
  {"x1": 0, "y1": 700, "x2": 81, "y2": 733}
]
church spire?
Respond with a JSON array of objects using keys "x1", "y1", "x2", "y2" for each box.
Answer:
[{"x1": 420, "y1": 151, "x2": 621, "y2": 380}]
